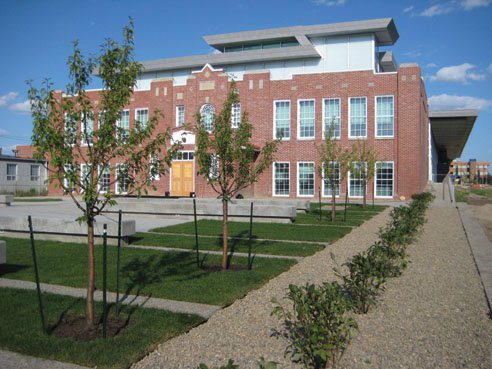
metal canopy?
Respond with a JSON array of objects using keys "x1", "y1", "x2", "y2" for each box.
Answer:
[{"x1": 429, "y1": 109, "x2": 478, "y2": 161}]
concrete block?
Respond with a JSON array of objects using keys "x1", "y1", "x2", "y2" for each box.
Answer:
[
  {"x1": 0, "y1": 240, "x2": 5, "y2": 264},
  {"x1": 0, "y1": 195, "x2": 13, "y2": 207}
]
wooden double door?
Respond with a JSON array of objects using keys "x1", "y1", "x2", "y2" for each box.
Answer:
[{"x1": 171, "y1": 160, "x2": 194, "y2": 197}]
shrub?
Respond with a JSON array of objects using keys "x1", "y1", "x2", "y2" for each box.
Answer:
[
  {"x1": 272, "y1": 282, "x2": 357, "y2": 369},
  {"x1": 197, "y1": 359, "x2": 277, "y2": 369}
]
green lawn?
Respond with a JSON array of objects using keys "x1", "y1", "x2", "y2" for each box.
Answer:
[
  {"x1": 470, "y1": 187, "x2": 492, "y2": 198},
  {"x1": 150, "y1": 219, "x2": 351, "y2": 243},
  {"x1": 130, "y1": 232, "x2": 324, "y2": 257},
  {"x1": 0, "y1": 288, "x2": 204, "y2": 369},
  {"x1": 455, "y1": 186, "x2": 492, "y2": 202},
  {"x1": 13, "y1": 198, "x2": 63, "y2": 202},
  {"x1": 0, "y1": 237, "x2": 294, "y2": 306}
]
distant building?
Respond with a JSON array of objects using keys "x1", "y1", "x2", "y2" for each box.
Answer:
[
  {"x1": 17, "y1": 18, "x2": 477, "y2": 200},
  {"x1": 0, "y1": 155, "x2": 48, "y2": 195},
  {"x1": 449, "y1": 159, "x2": 490, "y2": 184}
]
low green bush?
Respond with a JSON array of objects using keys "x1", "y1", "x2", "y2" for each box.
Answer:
[
  {"x1": 272, "y1": 282, "x2": 357, "y2": 369},
  {"x1": 198, "y1": 358, "x2": 277, "y2": 369}
]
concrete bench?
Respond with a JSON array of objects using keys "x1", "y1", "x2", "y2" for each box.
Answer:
[
  {"x1": 0, "y1": 240, "x2": 5, "y2": 264},
  {"x1": 0, "y1": 195, "x2": 13, "y2": 207}
]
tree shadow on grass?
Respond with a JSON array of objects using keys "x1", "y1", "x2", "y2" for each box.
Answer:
[{"x1": 0, "y1": 264, "x2": 28, "y2": 277}]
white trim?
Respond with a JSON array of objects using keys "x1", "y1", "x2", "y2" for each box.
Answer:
[
  {"x1": 348, "y1": 96, "x2": 367, "y2": 139},
  {"x1": 135, "y1": 107, "x2": 149, "y2": 130},
  {"x1": 98, "y1": 164, "x2": 111, "y2": 194},
  {"x1": 321, "y1": 97, "x2": 341, "y2": 140},
  {"x1": 374, "y1": 95, "x2": 395, "y2": 139},
  {"x1": 192, "y1": 63, "x2": 224, "y2": 74},
  {"x1": 348, "y1": 162, "x2": 366, "y2": 198},
  {"x1": 175, "y1": 105, "x2": 185, "y2": 127},
  {"x1": 117, "y1": 109, "x2": 130, "y2": 140},
  {"x1": 297, "y1": 161, "x2": 315, "y2": 197},
  {"x1": 297, "y1": 99, "x2": 315, "y2": 140},
  {"x1": 80, "y1": 113, "x2": 94, "y2": 147},
  {"x1": 321, "y1": 162, "x2": 341, "y2": 198},
  {"x1": 374, "y1": 161, "x2": 394, "y2": 198},
  {"x1": 272, "y1": 161, "x2": 290, "y2": 197},
  {"x1": 273, "y1": 100, "x2": 291, "y2": 140},
  {"x1": 80, "y1": 164, "x2": 90, "y2": 194},
  {"x1": 115, "y1": 163, "x2": 129, "y2": 195}
]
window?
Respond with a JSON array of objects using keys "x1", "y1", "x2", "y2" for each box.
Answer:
[
  {"x1": 174, "y1": 151, "x2": 195, "y2": 161},
  {"x1": 274, "y1": 101, "x2": 290, "y2": 139},
  {"x1": 64, "y1": 113, "x2": 77, "y2": 145},
  {"x1": 376, "y1": 96, "x2": 394, "y2": 138},
  {"x1": 297, "y1": 162, "x2": 315, "y2": 196},
  {"x1": 63, "y1": 164, "x2": 75, "y2": 193},
  {"x1": 98, "y1": 165, "x2": 110, "y2": 193},
  {"x1": 231, "y1": 103, "x2": 241, "y2": 128},
  {"x1": 80, "y1": 164, "x2": 92, "y2": 193},
  {"x1": 298, "y1": 100, "x2": 315, "y2": 139},
  {"x1": 116, "y1": 164, "x2": 129, "y2": 194},
  {"x1": 209, "y1": 154, "x2": 219, "y2": 180},
  {"x1": 6, "y1": 163, "x2": 17, "y2": 181},
  {"x1": 30, "y1": 165, "x2": 40, "y2": 181},
  {"x1": 349, "y1": 162, "x2": 366, "y2": 197},
  {"x1": 200, "y1": 104, "x2": 215, "y2": 131},
  {"x1": 136, "y1": 108, "x2": 149, "y2": 130},
  {"x1": 117, "y1": 110, "x2": 130, "y2": 140},
  {"x1": 149, "y1": 155, "x2": 160, "y2": 181},
  {"x1": 349, "y1": 97, "x2": 367, "y2": 138},
  {"x1": 81, "y1": 113, "x2": 94, "y2": 145},
  {"x1": 323, "y1": 98, "x2": 341, "y2": 139},
  {"x1": 322, "y1": 162, "x2": 340, "y2": 197},
  {"x1": 375, "y1": 162, "x2": 394, "y2": 197},
  {"x1": 176, "y1": 105, "x2": 185, "y2": 127},
  {"x1": 273, "y1": 162, "x2": 290, "y2": 196}
]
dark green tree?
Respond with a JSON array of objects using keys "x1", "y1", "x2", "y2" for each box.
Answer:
[
  {"x1": 195, "y1": 83, "x2": 280, "y2": 269},
  {"x1": 28, "y1": 20, "x2": 179, "y2": 325}
]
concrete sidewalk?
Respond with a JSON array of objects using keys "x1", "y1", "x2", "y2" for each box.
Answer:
[
  {"x1": 0, "y1": 278, "x2": 220, "y2": 319},
  {"x1": 0, "y1": 350, "x2": 90, "y2": 369}
]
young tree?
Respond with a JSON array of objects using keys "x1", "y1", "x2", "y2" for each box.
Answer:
[
  {"x1": 351, "y1": 140, "x2": 377, "y2": 207},
  {"x1": 28, "y1": 20, "x2": 179, "y2": 325},
  {"x1": 317, "y1": 123, "x2": 349, "y2": 222},
  {"x1": 195, "y1": 83, "x2": 280, "y2": 269}
]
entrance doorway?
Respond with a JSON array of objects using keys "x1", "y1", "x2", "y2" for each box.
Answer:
[{"x1": 171, "y1": 151, "x2": 195, "y2": 197}]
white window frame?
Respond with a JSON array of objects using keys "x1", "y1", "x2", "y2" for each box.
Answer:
[
  {"x1": 80, "y1": 113, "x2": 94, "y2": 146},
  {"x1": 200, "y1": 104, "x2": 215, "y2": 132},
  {"x1": 272, "y1": 162, "x2": 290, "y2": 197},
  {"x1": 208, "y1": 154, "x2": 219, "y2": 181},
  {"x1": 117, "y1": 110, "x2": 130, "y2": 141},
  {"x1": 297, "y1": 99, "x2": 315, "y2": 140},
  {"x1": 176, "y1": 105, "x2": 185, "y2": 127},
  {"x1": 322, "y1": 98, "x2": 341, "y2": 139},
  {"x1": 115, "y1": 163, "x2": 129, "y2": 195},
  {"x1": 273, "y1": 100, "x2": 291, "y2": 140},
  {"x1": 375, "y1": 95, "x2": 394, "y2": 138},
  {"x1": 135, "y1": 108, "x2": 149, "y2": 131},
  {"x1": 63, "y1": 164, "x2": 75, "y2": 193},
  {"x1": 348, "y1": 162, "x2": 367, "y2": 198},
  {"x1": 348, "y1": 97, "x2": 367, "y2": 139},
  {"x1": 64, "y1": 112, "x2": 77, "y2": 146},
  {"x1": 374, "y1": 161, "x2": 394, "y2": 198},
  {"x1": 30, "y1": 164, "x2": 40, "y2": 182},
  {"x1": 80, "y1": 164, "x2": 91, "y2": 193},
  {"x1": 231, "y1": 103, "x2": 241, "y2": 128},
  {"x1": 6, "y1": 163, "x2": 17, "y2": 181},
  {"x1": 98, "y1": 165, "x2": 111, "y2": 194},
  {"x1": 297, "y1": 161, "x2": 315, "y2": 197},
  {"x1": 322, "y1": 162, "x2": 340, "y2": 198},
  {"x1": 149, "y1": 155, "x2": 160, "y2": 181}
]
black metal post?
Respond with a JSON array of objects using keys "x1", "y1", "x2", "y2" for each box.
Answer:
[
  {"x1": 193, "y1": 199, "x2": 199, "y2": 267},
  {"x1": 116, "y1": 210, "x2": 122, "y2": 315},
  {"x1": 28, "y1": 215, "x2": 46, "y2": 334},
  {"x1": 248, "y1": 202, "x2": 253, "y2": 270},
  {"x1": 102, "y1": 224, "x2": 107, "y2": 338},
  {"x1": 344, "y1": 187, "x2": 349, "y2": 222}
]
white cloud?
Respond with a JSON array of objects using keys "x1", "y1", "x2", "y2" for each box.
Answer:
[
  {"x1": 311, "y1": 0, "x2": 346, "y2": 6},
  {"x1": 403, "y1": 5, "x2": 414, "y2": 13},
  {"x1": 9, "y1": 100, "x2": 31, "y2": 114},
  {"x1": 420, "y1": 4, "x2": 454, "y2": 16},
  {"x1": 488, "y1": 63, "x2": 492, "y2": 73},
  {"x1": 428, "y1": 94, "x2": 492, "y2": 110},
  {"x1": 429, "y1": 63, "x2": 486, "y2": 84},
  {"x1": 426, "y1": 63, "x2": 438, "y2": 68},
  {"x1": 0, "y1": 92, "x2": 19, "y2": 107},
  {"x1": 461, "y1": 0, "x2": 491, "y2": 10},
  {"x1": 0, "y1": 128, "x2": 8, "y2": 136},
  {"x1": 403, "y1": 50, "x2": 422, "y2": 58}
]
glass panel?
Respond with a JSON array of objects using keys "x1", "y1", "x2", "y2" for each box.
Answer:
[
  {"x1": 324, "y1": 99, "x2": 341, "y2": 138},
  {"x1": 275, "y1": 101, "x2": 290, "y2": 139},
  {"x1": 299, "y1": 100, "x2": 315, "y2": 138},
  {"x1": 200, "y1": 104, "x2": 215, "y2": 131},
  {"x1": 350, "y1": 97, "x2": 367, "y2": 137},
  {"x1": 136, "y1": 109, "x2": 149, "y2": 130},
  {"x1": 323, "y1": 162, "x2": 340, "y2": 196},
  {"x1": 376, "y1": 96, "x2": 394, "y2": 137},
  {"x1": 376, "y1": 162, "x2": 393, "y2": 197},
  {"x1": 298, "y1": 162, "x2": 315, "y2": 196},
  {"x1": 274, "y1": 163, "x2": 290, "y2": 195}
]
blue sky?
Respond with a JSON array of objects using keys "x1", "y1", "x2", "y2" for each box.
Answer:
[{"x1": 1, "y1": 0, "x2": 491, "y2": 171}]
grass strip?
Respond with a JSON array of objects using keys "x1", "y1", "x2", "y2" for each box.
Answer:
[
  {"x1": 0, "y1": 237, "x2": 294, "y2": 306},
  {"x1": 130, "y1": 233, "x2": 324, "y2": 257},
  {"x1": 150, "y1": 219, "x2": 351, "y2": 243},
  {"x1": 0, "y1": 288, "x2": 204, "y2": 369}
]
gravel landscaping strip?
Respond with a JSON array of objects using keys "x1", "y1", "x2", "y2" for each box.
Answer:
[
  {"x1": 132, "y1": 208, "x2": 391, "y2": 369},
  {"x1": 133, "y1": 202, "x2": 492, "y2": 369}
]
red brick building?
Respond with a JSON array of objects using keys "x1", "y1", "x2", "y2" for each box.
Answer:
[{"x1": 18, "y1": 18, "x2": 476, "y2": 201}]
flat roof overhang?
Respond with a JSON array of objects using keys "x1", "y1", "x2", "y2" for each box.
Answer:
[{"x1": 429, "y1": 109, "x2": 478, "y2": 162}]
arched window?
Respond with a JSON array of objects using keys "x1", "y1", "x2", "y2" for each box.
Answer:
[{"x1": 200, "y1": 104, "x2": 215, "y2": 131}]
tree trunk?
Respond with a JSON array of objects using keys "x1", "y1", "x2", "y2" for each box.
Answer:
[
  {"x1": 222, "y1": 199, "x2": 229, "y2": 270},
  {"x1": 86, "y1": 220, "x2": 95, "y2": 325},
  {"x1": 362, "y1": 179, "x2": 367, "y2": 208},
  {"x1": 331, "y1": 191, "x2": 336, "y2": 223}
]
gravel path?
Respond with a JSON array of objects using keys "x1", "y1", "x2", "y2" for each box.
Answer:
[
  {"x1": 133, "y1": 202, "x2": 492, "y2": 369},
  {"x1": 132, "y1": 208, "x2": 391, "y2": 369},
  {"x1": 338, "y1": 205, "x2": 492, "y2": 369}
]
